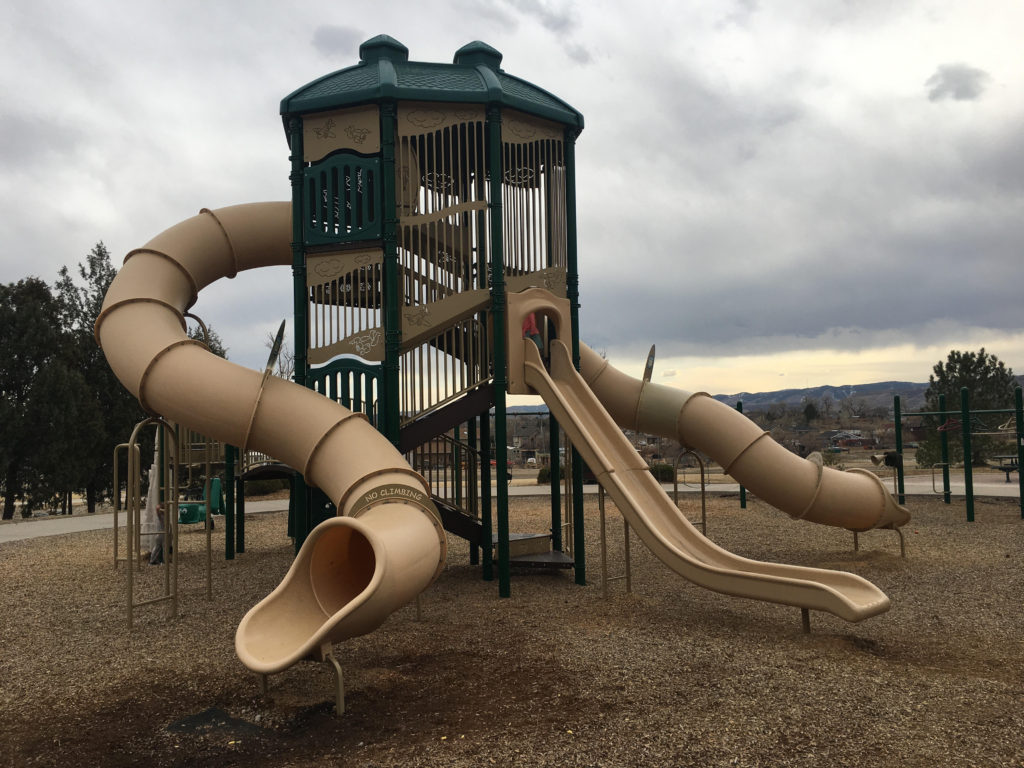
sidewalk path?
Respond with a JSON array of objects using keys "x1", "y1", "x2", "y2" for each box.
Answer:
[
  {"x1": 2, "y1": 476, "x2": 1017, "y2": 544},
  {"x1": 0, "y1": 499, "x2": 289, "y2": 545}
]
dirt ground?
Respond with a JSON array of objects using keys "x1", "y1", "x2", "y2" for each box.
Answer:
[{"x1": 1, "y1": 492, "x2": 1022, "y2": 767}]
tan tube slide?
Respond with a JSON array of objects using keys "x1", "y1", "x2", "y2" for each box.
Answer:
[
  {"x1": 525, "y1": 339, "x2": 891, "y2": 621},
  {"x1": 95, "y1": 202, "x2": 446, "y2": 675},
  {"x1": 576, "y1": 344, "x2": 910, "y2": 532}
]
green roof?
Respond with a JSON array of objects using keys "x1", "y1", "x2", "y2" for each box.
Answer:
[{"x1": 281, "y1": 35, "x2": 584, "y2": 131}]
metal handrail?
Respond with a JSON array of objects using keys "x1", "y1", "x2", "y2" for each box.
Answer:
[
  {"x1": 673, "y1": 449, "x2": 708, "y2": 536},
  {"x1": 112, "y1": 442, "x2": 140, "y2": 570},
  {"x1": 598, "y1": 485, "x2": 631, "y2": 599},
  {"x1": 411, "y1": 431, "x2": 480, "y2": 519},
  {"x1": 123, "y1": 416, "x2": 180, "y2": 627},
  {"x1": 931, "y1": 462, "x2": 950, "y2": 494}
]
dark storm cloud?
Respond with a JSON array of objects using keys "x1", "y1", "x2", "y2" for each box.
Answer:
[
  {"x1": 580, "y1": 203, "x2": 1024, "y2": 359},
  {"x1": 925, "y1": 63, "x2": 991, "y2": 101},
  {"x1": 312, "y1": 25, "x2": 364, "y2": 58},
  {"x1": 571, "y1": 31, "x2": 1024, "y2": 366}
]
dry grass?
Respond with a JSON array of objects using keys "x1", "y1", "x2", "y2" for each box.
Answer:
[{"x1": 1, "y1": 493, "x2": 1023, "y2": 767}]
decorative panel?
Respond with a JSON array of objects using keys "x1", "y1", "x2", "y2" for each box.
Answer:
[
  {"x1": 501, "y1": 110, "x2": 567, "y2": 277},
  {"x1": 303, "y1": 153, "x2": 381, "y2": 245},
  {"x1": 303, "y1": 105, "x2": 380, "y2": 162},
  {"x1": 306, "y1": 248, "x2": 385, "y2": 364}
]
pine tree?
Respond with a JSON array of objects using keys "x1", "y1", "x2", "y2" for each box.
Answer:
[
  {"x1": 54, "y1": 243, "x2": 147, "y2": 513},
  {"x1": 915, "y1": 348, "x2": 1017, "y2": 467},
  {"x1": 0, "y1": 278, "x2": 86, "y2": 517}
]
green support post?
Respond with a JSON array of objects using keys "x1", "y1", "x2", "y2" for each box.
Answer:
[
  {"x1": 480, "y1": 413, "x2": 493, "y2": 581},
  {"x1": 380, "y1": 100, "x2": 402, "y2": 446},
  {"x1": 236, "y1": 477, "x2": 246, "y2": 553},
  {"x1": 549, "y1": 413, "x2": 562, "y2": 551},
  {"x1": 736, "y1": 401, "x2": 747, "y2": 509},
  {"x1": 961, "y1": 388, "x2": 974, "y2": 522},
  {"x1": 570, "y1": 446, "x2": 585, "y2": 585},
  {"x1": 224, "y1": 444, "x2": 235, "y2": 560},
  {"x1": 288, "y1": 115, "x2": 310, "y2": 549},
  {"x1": 1016, "y1": 388, "x2": 1024, "y2": 519},
  {"x1": 893, "y1": 396, "x2": 905, "y2": 505},
  {"x1": 564, "y1": 129, "x2": 585, "y2": 586},
  {"x1": 486, "y1": 105, "x2": 511, "y2": 597},
  {"x1": 468, "y1": 417, "x2": 480, "y2": 565},
  {"x1": 453, "y1": 439, "x2": 463, "y2": 508},
  {"x1": 939, "y1": 394, "x2": 951, "y2": 504}
]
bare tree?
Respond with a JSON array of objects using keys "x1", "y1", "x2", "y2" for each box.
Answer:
[{"x1": 265, "y1": 330, "x2": 295, "y2": 380}]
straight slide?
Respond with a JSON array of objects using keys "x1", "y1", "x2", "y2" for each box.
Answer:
[{"x1": 524, "y1": 339, "x2": 891, "y2": 622}]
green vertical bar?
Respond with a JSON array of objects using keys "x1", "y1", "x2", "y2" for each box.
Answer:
[
  {"x1": 564, "y1": 129, "x2": 585, "y2": 586},
  {"x1": 571, "y1": 446, "x2": 585, "y2": 585},
  {"x1": 289, "y1": 117, "x2": 307, "y2": 387},
  {"x1": 467, "y1": 416, "x2": 480, "y2": 565},
  {"x1": 736, "y1": 401, "x2": 747, "y2": 508},
  {"x1": 480, "y1": 412, "x2": 493, "y2": 581},
  {"x1": 381, "y1": 101, "x2": 401, "y2": 445},
  {"x1": 487, "y1": 106, "x2": 511, "y2": 597},
  {"x1": 961, "y1": 387, "x2": 974, "y2": 522},
  {"x1": 224, "y1": 444, "x2": 235, "y2": 560},
  {"x1": 939, "y1": 394, "x2": 951, "y2": 504},
  {"x1": 549, "y1": 413, "x2": 562, "y2": 551},
  {"x1": 288, "y1": 116, "x2": 310, "y2": 548},
  {"x1": 1015, "y1": 388, "x2": 1023, "y2": 519},
  {"x1": 893, "y1": 396, "x2": 905, "y2": 505},
  {"x1": 236, "y1": 477, "x2": 246, "y2": 553},
  {"x1": 454, "y1": 437, "x2": 463, "y2": 508}
]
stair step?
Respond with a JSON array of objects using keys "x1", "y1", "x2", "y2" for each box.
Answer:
[
  {"x1": 494, "y1": 532, "x2": 552, "y2": 558},
  {"x1": 498, "y1": 549, "x2": 575, "y2": 570}
]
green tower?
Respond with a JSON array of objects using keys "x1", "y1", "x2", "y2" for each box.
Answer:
[{"x1": 281, "y1": 35, "x2": 585, "y2": 594}]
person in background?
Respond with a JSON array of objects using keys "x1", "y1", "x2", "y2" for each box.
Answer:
[
  {"x1": 150, "y1": 503, "x2": 167, "y2": 565},
  {"x1": 522, "y1": 312, "x2": 543, "y2": 350}
]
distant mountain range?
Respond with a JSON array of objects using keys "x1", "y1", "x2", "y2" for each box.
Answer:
[
  {"x1": 507, "y1": 381, "x2": 928, "y2": 415},
  {"x1": 711, "y1": 381, "x2": 928, "y2": 412},
  {"x1": 507, "y1": 375, "x2": 1024, "y2": 416}
]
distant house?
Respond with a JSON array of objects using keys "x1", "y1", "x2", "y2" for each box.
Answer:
[{"x1": 836, "y1": 436, "x2": 877, "y2": 449}]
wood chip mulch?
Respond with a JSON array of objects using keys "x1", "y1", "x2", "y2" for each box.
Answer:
[{"x1": 1, "y1": 494, "x2": 1022, "y2": 767}]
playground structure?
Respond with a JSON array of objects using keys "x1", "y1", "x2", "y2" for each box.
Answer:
[{"x1": 96, "y1": 38, "x2": 910, "y2": 689}]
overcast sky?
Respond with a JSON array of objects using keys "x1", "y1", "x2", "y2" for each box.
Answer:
[{"x1": 2, "y1": 1, "x2": 1022, "y2": 396}]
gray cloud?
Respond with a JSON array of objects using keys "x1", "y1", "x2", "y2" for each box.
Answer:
[
  {"x1": 926, "y1": 63, "x2": 991, "y2": 101},
  {"x1": 312, "y1": 25, "x2": 364, "y2": 59},
  {"x1": 717, "y1": 0, "x2": 760, "y2": 29},
  {"x1": 564, "y1": 42, "x2": 593, "y2": 65},
  {"x1": 504, "y1": 0, "x2": 576, "y2": 34}
]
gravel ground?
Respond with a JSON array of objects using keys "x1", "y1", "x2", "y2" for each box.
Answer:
[{"x1": 1, "y1": 493, "x2": 1022, "y2": 767}]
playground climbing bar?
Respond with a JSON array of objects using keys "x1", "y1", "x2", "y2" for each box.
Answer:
[{"x1": 894, "y1": 386, "x2": 1024, "y2": 520}]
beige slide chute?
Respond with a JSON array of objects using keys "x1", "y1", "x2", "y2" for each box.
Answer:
[
  {"x1": 510, "y1": 287, "x2": 906, "y2": 621},
  {"x1": 95, "y1": 202, "x2": 446, "y2": 675},
  {"x1": 525, "y1": 338, "x2": 892, "y2": 621}
]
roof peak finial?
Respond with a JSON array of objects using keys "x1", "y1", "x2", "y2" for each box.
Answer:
[
  {"x1": 359, "y1": 35, "x2": 409, "y2": 64},
  {"x1": 453, "y1": 41, "x2": 502, "y2": 70}
]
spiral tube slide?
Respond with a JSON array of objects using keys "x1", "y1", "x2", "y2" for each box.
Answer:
[
  {"x1": 576, "y1": 344, "x2": 910, "y2": 532},
  {"x1": 95, "y1": 202, "x2": 446, "y2": 675}
]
